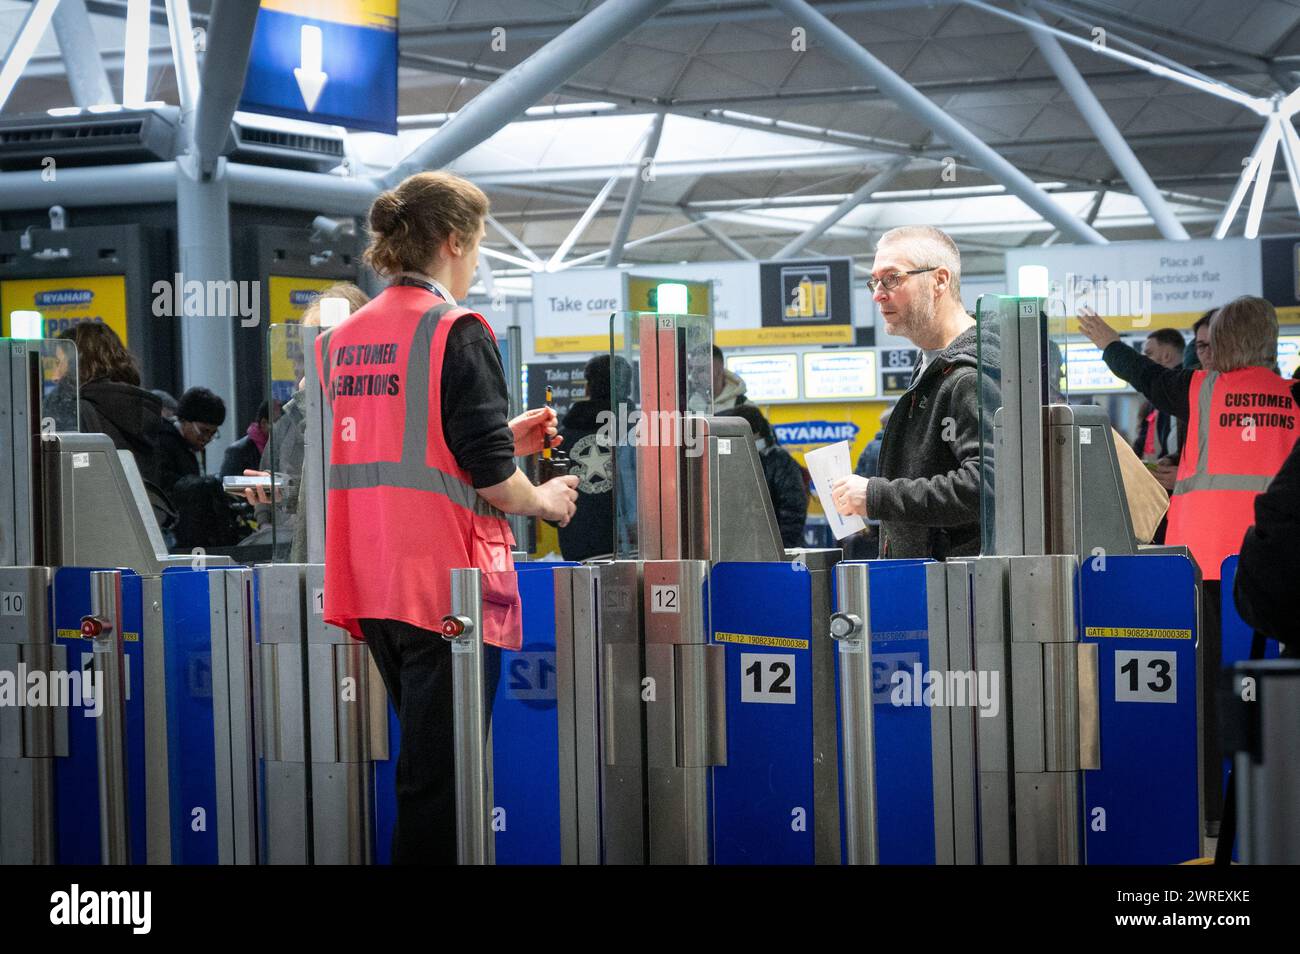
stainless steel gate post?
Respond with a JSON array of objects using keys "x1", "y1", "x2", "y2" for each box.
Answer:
[
  {"x1": 0, "y1": 566, "x2": 63, "y2": 864},
  {"x1": 642, "y1": 559, "x2": 722, "y2": 864},
  {"x1": 88, "y1": 569, "x2": 129, "y2": 865},
  {"x1": 554, "y1": 564, "x2": 601, "y2": 864},
  {"x1": 256, "y1": 564, "x2": 309, "y2": 863},
  {"x1": 446, "y1": 567, "x2": 493, "y2": 865},
  {"x1": 1007, "y1": 554, "x2": 1100, "y2": 864},
  {"x1": 830, "y1": 563, "x2": 878, "y2": 865},
  {"x1": 969, "y1": 556, "x2": 1014, "y2": 864},
  {"x1": 926, "y1": 561, "x2": 981, "y2": 864}
]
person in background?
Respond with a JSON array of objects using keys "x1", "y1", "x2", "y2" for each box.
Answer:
[
  {"x1": 1186, "y1": 309, "x2": 1217, "y2": 371},
  {"x1": 156, "y1": 386, "x2": 225, "y2": 495},
  {"x1": 1133, "y1": 329, "x2": 1187, "y2": 546},
  {"x1": 151, "y1": 389, "x2": 179, "y2": 421},
  {"x1": 1079, "y1": 296, "x2": 1299, "y2": 836},
  {"x1": 54, "y1": 322, "x2": 168, "y2": 488},
  {"x1": 244, "y1": 284, "x2": 372, "y2": 560},
  {"x1": 221, "y1": 399, "x2": 282, "y2": 478},
  {"x1": 557, "y1": 354, "x2": 632, "y2": 562},
  {"x1": 1133, "y1": 328, "x2": 1186, "y2": 464},
  {"x1": 844, "y1": 409, "x2": 891, "y2": 560},
  {"x1": 830, "y1": 226, "x2": 982, "y2": 561},
  {"x1": 712, "y1": 344, "x2": 749, "y2": 412},
  {"x1": 722, "y1": 403, "x2": 807, "y2": 549}
]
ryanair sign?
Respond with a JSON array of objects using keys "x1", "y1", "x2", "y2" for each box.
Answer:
[{"x1": 774, "y1": 420, "x2": 860, "y2": 446}]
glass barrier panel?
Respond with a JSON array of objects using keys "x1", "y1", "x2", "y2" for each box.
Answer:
[
  {"x1": 239, "y1": 319, "x2": 306, "y2": 563},
  {"x1": 610, "y1": 310, "x2": 713, "y2": 561},
  {"x1": 37, "y1": 338, "x2": 80, "y2": 433}
]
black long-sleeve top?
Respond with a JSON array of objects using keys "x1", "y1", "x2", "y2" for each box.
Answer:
[
  {"x1": 441, "y1": 315, "x2": 516, "y2": 488},
  {"x1": 1235, "y1": 382, "x2": 1300, "y2": 651},
  {"x1": 1102, "y1": 341, "x2": 1196, "y2": 419}
]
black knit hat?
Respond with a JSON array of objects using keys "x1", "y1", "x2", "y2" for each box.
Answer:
[{"x1": 176, "y1": 386, "x2": 226, "y2": 426}]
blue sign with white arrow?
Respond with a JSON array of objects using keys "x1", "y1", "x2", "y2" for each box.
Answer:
[{"x1": 238, "y1": 1, "x2": 398, "y2": 134}]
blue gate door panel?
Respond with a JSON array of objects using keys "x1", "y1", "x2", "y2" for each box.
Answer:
[
  {"x1": 160, "y1": 567, "x2": 220, "y2": 864},
  {"x1": 862, "y1": 560, "x2": 935, "y2": 865},
  {"x1": 711, "y1": 562, "x2": 816, "y2": 865},
  {"x1": 373, "y1": 563, "x2": 573, "y2": 865},
  {"x1": 491, "y1": 562, "x2": 572, "y2": 864},
  {"x1": 51, "y1": 567, "x2": 147, "y2": 865},
  {"x1": 1080, "y1": 555, "x2": 1201, "y2": 864}
]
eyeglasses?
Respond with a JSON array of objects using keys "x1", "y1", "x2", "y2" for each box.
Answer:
[
  {"x1": 190, "y1": 423, "x2": 220, "y2": 443},
  {"x1": 866, "y1": 267, "x2": 936, "y2": 294}
]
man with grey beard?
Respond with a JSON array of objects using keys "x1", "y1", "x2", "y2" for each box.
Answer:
[{"x1": 831, "y1": 226, "x2": 983, "y2": 559}]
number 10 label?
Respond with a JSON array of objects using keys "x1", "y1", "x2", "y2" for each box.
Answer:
[
  {"x1": 741, "y1": 653, "x2": 795, "y2": 704},
  {"x1": 1114, "y1": 650, "x2": 1176, "y2": 704}
]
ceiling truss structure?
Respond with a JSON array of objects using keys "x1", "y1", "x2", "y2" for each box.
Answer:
[{"x1": 5, "y1": 0, "x2": 1300, "y2": 272}]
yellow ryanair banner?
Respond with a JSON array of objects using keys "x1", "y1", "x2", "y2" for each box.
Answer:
[
  {"x1": 1, "y1": 275, "x2": 129, "y2": 344},
  {"x1": 268, "y1": 275, "x2": 340, "y2": 396}
]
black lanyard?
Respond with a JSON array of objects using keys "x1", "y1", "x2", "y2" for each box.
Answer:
[{"x1": 392, "y1": 276, "x2": 442, "y2": 296}]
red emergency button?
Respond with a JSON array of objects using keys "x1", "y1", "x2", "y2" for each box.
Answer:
[
  {"x1": 80, "y1": 616, "x2": 104, "y2": 638},
  {"x1": 440, "y1": 616, "x2": 465, "y2": 638}
]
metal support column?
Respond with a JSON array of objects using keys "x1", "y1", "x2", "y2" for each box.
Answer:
[
  {"x1": 766, "y1": 0, "x2": 1107, "y2": 245},
  {"x1": 51, "y1": 0, "x2": 115, "y2": 108},
  {"x1": 607, "y1": 113, "x2": 666, "y2": 266},
  {"x1": 775, "y1": 157, "x2": 909, "y2": 259},
  {"x1": 386, "y1": 0, "x2": 676, "y2": 183},
  {"x1": 1019, "y1": 6, "x2": 1189, "y2": 241}
]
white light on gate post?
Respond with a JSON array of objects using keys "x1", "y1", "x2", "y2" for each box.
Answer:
[
  {"x1": 1017, "y1": 265, "x2": 1051, "y2": 298},
  {"x1": 656, "y1": 282, "x2": 688, "y2": 315},
  {"x1": 10, "y1": 310, "x2": 44, "y2": 339},
  {"x1": 318, "y1": 297, "x2": 350, "y2": 328}
]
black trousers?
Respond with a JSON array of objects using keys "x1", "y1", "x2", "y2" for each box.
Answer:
[{"x1": 361, "y1": 618, "x2": 501, "y2": 865}]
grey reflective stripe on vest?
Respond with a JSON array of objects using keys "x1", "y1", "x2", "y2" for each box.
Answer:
[
  {"x1": 1193, "y1": 371, "x2": 1218, "y2": 475},
  {"x1": 1172, "y1": 473, "x2": 1274, "y2": 495},
  {"x1": 1171, "y1": 370, "x2": 1273, "y2": 497},
  {"x1": 330, "y1": 459, "x2": 504, "y2": 517},
  {"x1": 326, "y1": 302, "x2": 508, "y2": 521}
]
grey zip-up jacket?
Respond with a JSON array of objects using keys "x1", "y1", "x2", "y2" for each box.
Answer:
[{"x1": 866, "y1": 325, "x2": 986, "y2": 559}]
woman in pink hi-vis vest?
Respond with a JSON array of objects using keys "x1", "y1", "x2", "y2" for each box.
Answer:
[{"x1": 321, "y1": 172, "x2": 578, "y2": 864}]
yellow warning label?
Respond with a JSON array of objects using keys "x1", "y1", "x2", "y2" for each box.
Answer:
[
  {"x1": 57, "y1": 629, "x2": 140, "y2": 642},
  {"x1": 1085, "y1": 626, "x2": 1192, "y2": 640},
  {"x1": 714, "y1": 632, "x2": 809, "y2": 650}
]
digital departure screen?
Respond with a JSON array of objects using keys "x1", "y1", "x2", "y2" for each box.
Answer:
[
  {"x1": 802, "y1": 350, "x2": 878, "y2": 400},
  {"x1": 1064, "y1": 341, "x2": 1128, "y2": 392},
  {"x1": 1278, "y1": 334, "x2": 1300, "y2": 378},
  {"x1": 726, "y1": 353, "x2": 800, "y2": 402}
]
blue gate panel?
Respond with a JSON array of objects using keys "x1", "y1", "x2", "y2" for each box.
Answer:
[
  {"x1": 161, "y1": 567, "x2": 220, "y2": 864},
  {"x1": 51, "y1": 567, "x2": 146, "y2": 865},
  {"x1": 1080, "y1": 554, "x2": 1200, "y2": 864},
  {"x1": 711, "y1": 562, "x2": 815, "y2": 865},
  {"x1": 491, "y1": 562, "x2": 570, "y2": 864},
  {"x1": 862, "y1": 560, "x2": 935, "y2": 865}
]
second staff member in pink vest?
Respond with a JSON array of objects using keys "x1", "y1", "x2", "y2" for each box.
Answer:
[{"x1": 318, "y1": 171, "x2": 578, "y2": 864}]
